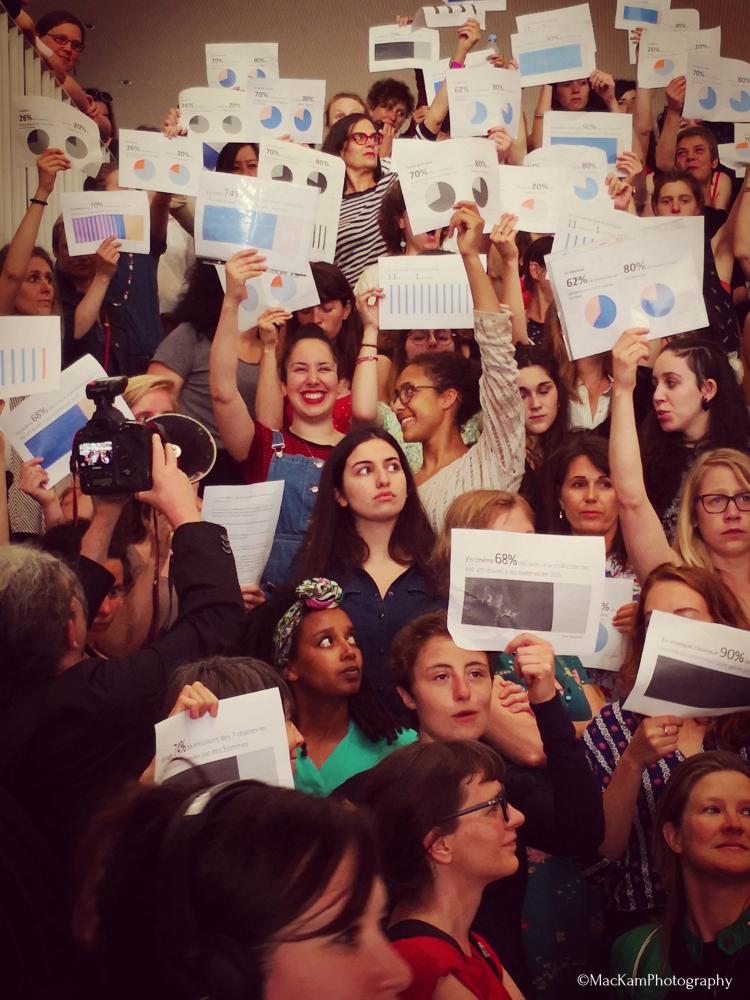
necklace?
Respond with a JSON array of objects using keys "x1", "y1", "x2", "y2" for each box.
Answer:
[{"x1": 106, "y1": 253, "x2": 134, "y2": 308}]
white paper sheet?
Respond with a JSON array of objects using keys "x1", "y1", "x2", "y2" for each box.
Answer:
[
  {"x1": 194, "y1": 171, "x2": 318, "y2": 274},
  {"x1": 179, "y1": 87, "x2": 254, "y2": 143},
  {"x1": 616, "y1": 0, "x2": 670, "y2": 32},
  {"x1": 202, "y1": 481, "x2": 284, "y2": 586},
  {"x1": 684, "y1": 53, "x2": 750, "y2": 123},
  {"x1": 378, "y1": 253, "x2": 476, "y2": 329},
  {"x1": 60, "y1": 190, "x2": 150, "y2": 256},
  {"x1": 118, "y1": 130, "x2": 203, "y2": 198},
  {"x1": 369, "y1": 24, "x2": 440, "y2": 72},
  {"x1": 636, "y1": 25, "x2": 721, "y2": 89},
  {"x1": 623, "y1": 611, "x2": 750, "y2": 717},
  {"x1": 246, "y1": 78, "x2": 326, "y2": 145},
  {"x1": 0, "y1": 355, "x2": 133, "y2": 485},
  {"x1": 415, "y1": 4, "x2": 486, "y2": 30},
  {"x1": 542, "y1": 111, "x2": 633, "y2": 166},
  {"x1": 391, "y1": 136, "x2": 500, "y2": 236},
  {"x1": 447, "y1": 529, "x2": 605, "y2": 654},
  {"x1": 627, "y1": 7, "x2": 698, "y2": 63},
  {"x1": 511, "y1": 28, "x2": 596, "y2": 88},
  {"x1": 718, "y1": 143, "x2": 747, "y2": 178},
  {"x1": 579, "y1": 577, "x2": 635, "y2": 673},
  {"x1": 453, "y1": 0, "x2": 506, "y2": 9},
  {"x1": 515, "y1": 3, "x2": 596, "y2": 45},
  {"x1": 154, "y1": 689, "x2": 294, "y2": 787},
  {"x1": 545, "y1": 225, "x2": 707, "y2": 360},
  {"x1": 0, "y1": 317, "x2": 61, "y2": 397},
  {"x1": 552, "y1": 201, "x2": 636, "y2": 254},
  {"x1": 498, "y1": 164, "x2": 612, "y2": 234},
  {"x1": 12, "y1": 95, "x2": 103, "y2": 176},
  {"x1": 205, "y1": 42, "x2": 279, "y2": 89},
  {"x1": 524, "y1": 145, "x2": 608, "y2": 172},
  {"x1": 257, "y1": 140, "x2": 344, "y2": 263},
  {"x1": 421, "y1": 48, "x2": 496, "y2": 103},
  {"x1": 446, "y1": 65, "x2": 522, "y2": 139},
  {"x1": 215, "y1": 263, "x2": 319, "y2": 332}
]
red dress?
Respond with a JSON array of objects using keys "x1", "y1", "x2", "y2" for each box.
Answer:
[{"x1": 388, "y1": 920, "x2": 512, "y2": 1000}]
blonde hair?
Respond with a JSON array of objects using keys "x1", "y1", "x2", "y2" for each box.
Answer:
[
  {"x1": 122, "y1": 375, "x2": 176, "y2": 410},
  {"x1": 675, "y1": 449, "x2": 750, "y2": 569},
  {"x1": 430, "y1": 490, "x2": 534, "y2": 594}
]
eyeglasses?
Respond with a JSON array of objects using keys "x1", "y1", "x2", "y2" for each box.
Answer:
[
  {"x1": 391, "y1": 383, "x2": 438, "y2": 407},
  {"x1": 407, "y1": 331, "x2": 455, "y2": 347},
  {"x1": 440, "y1": 790, "x2": 510, "y2": 824},
  {"x1": 45, "y1": 33, "x2": 84, "y2": 52},
  {"x1": 697, "y1": 492, "x2": 750, "y2": 514},
  {"x1": 348, "y1": 131, "x2": 383, "y2": 147}
]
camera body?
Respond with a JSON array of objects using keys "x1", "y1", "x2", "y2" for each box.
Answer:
[{"x1": 72, "y1": 377, "x2": 155, "y2": 495}]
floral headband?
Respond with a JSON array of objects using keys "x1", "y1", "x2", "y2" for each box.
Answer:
[{"x1": 273, "y1": 578, "x2": 344, "y2": 668}]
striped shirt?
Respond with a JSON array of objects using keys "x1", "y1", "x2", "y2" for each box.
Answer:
[{"x1": 334, "y1": 162, "x2": 397, "y2": 288}]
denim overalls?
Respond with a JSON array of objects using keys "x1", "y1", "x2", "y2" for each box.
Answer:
[{"x1": 261, "y1": 430, "x2": 325, "y2": 591}]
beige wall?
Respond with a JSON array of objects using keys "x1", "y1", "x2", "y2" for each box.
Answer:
[{"x1": 31, "y1": 0, "x2": 750, "y2": 129}]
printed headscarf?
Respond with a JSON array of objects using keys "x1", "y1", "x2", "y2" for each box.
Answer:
[{"x1": 273, "y1": 578, "x2": 344, "y2": 668}]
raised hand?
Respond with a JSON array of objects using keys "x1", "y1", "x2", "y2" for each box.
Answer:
[
  {"x1": 258, "y1": 307, "x2": 292, "y2": 345},
  {"x1": 489, "y1": 212, "x2": 520, "y2": 262},
  {"x1": 95, "y1": 236, "x2": 121, "y2": 279},
  {"x1": 612, "y1": 327, "x2": 650, "y2": 389},
  {"x1": 36, "y1": 147, "x2": 71, "y2": 197},
  {"x1": 224, "y1": 249, "x2": 267, "y2": 304},
  {"x1": 505, "y1": 633, "x2": 557, "y2": 704},
  {"x1": 448, "y1": 201, "x2": 484, "y2": 256}
]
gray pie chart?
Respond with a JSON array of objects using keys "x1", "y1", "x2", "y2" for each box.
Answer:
[
  {"x1": 27, "y1": 129, "x2": 50, "y2": 155},
  {"x1": 189, "y1": 114, "x2": 210, "y2": 134},
  {"x1": 426, "y1": 180, "x2": 456, "y2": 212},
  {"x1": 222, "y1": 115, "x2": 243, "y2": 134},
  {"x1": 472, "y1": 176, "x2": 489, "y2": 208},
  {"x1": 65, "y1": 135, "x2": 88, "y2": 159},
  {"x1": 271, "y1": 164, "x2": 294, "y2": 182},
  {"x1": 307, "y1": 170, "x2": 328, "y2": 193}
]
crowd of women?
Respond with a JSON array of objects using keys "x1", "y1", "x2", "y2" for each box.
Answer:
[{"x1": 1, "y1": 3, "x2": 750, "y2": 999}]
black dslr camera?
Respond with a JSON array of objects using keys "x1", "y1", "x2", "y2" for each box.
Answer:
[{"x1": 71, "y1": 377, "x2": 155, "y2": 494}]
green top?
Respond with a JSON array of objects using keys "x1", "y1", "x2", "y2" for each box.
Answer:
[
  {"x1": 494, "y1": 653, "x2": 593, "y2": 722},
  {"x1": 294, "y1": 720, "x2": 418, "y2": 796}
]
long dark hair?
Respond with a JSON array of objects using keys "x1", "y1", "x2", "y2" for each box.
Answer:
[
  {"x1": 641, "y1": 336, "x2": 750, "y2": 521},
  {"x1": 288, "y1": 262, "x2": 363, "y2": 384},
  {"x1": 214, "y1": 142, "x2": 259, "y2": 174},
  {"x1": 551, "y1": 79, "x2": 608, "y2": 112},
  {"x1": 74, "y1": 779, "x2": 378, "y2": 999},
  {"x1": 321, "y1": 113, "x2": 384, "y2": 184},
  {"x1": 169, "y1": 261, "x2": 223, "y2": 339},
  {"x1": 515, "y1": 344, "x2": 570, "y2": 465},
  {"x1": 297, "y1": 426, "x2": 437, "y2": 585}
]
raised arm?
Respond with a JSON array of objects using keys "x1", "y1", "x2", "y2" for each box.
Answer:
[
  {"x1": 632, "y1": 84, "x2": 654, "y2": 166},
  {"x1": 713, "y1": 174, "x2": 748, "y2": 284},
  {"x1": 610, "y1": 329, "x2": 675, "y2": 579},
  {"x1": 351, "y1": 288, "x2": 383, "y2": 426},
  {"x1": 487, "y1": 212, "x2": 529, "y2": 344},
  {"x1": 734, "y1": 179, "x2": 750, "y2": 281},
  {"x1": 0, "y1": 419, "x2": 8, "y2": 546},
  {"x1": 73, "y1": 237, "x2": 120, "y2": 339},
  {"x1": 451, "y1": 201, "x2": 500, "y2": 312},
  {"x1": 421, "y1": 18, "x2": 483, "y2": 137},
  {"x1": 0, "y1": 149, "x2": 69, "y2": 315},
  {"x1": 209, "y1": 250, "x2": 266, "y2": 461},
  {"x1": 529, "y1": 85, "x2": 552, "y2": 151},
  {"x1": 253, "y1": 308, "x2": 291, "y2": 429},
  {"x1": 654, "y1": 77, "x2": 685, "y2": 172}
]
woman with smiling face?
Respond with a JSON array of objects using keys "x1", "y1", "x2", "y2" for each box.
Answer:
[
  {"x1": 322, "y1": 113, "x2": 397, "y2": 287},
  {"x1": 361, "y1": 741, "x2": 526, "y2": 1000},
  {"x1": 211, "y1": 250, "x2": 346, "y2": 590},
  {"x1": 584, "y1": 563, "x2": 750, "y2": 948},
  {"x1": 272, "y1": 579, "x2": 416, "y2": 796},
  {"x1": 611, "y1": 752, "x2": 750, "y2": 999}
]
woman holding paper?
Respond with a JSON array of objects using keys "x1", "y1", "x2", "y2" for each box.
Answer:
[
  {"x1": 353, "y1": 204, "x2": 525, "y2": 531},
  {"x1": 584, "y1": 562, "x2": 750, "y2": 947},
  {"x1": 528, "y1": 72, "x2": 622, "y2": 151},
  {"x1": 611, "y1": 751, "x2": 750, "y2": 998},
  {"x1": 271, "y1": 577, "x2": 416, "y2": 796}
]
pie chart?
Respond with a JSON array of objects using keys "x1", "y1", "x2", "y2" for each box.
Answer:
[
  {"x1": 472, "y1": 176, "x2": 489, "y2": 208},
  {"x1": 426, "y1": 181, "x2": 456, "y2": 212},
  {"x1": 595, "y1": 623, "x2": 609, "y2": 652},
  {"x1": 240, "y1": 284, "x2": 261, "y2": 313},
  {"x1": 653, "y1": 58, "x2": 675, "y2": 76},
  {"x1": 470, "y1": 101, "x2": 488, "y2": 125},
  {"x1": 641, "y1": 283, "x2": 675, "y2": 318},
  {"x1": 271, "y1": 164, "x2": 294, "y2": 182},
  {"x1": 65, "y1": 135, "x2": 88, "y2": 159},
  {"x1": 307, "y1": 171, "x2": 328, "y2": 193},
  {"x1": 222, "y1": 115, "x2": 243, "y2": 134},
  {"x1": 261, "y1": 105, "x2": 283, "y2": 129},
  {"x1": 269, "y1": 273, "x2": 298, "y2": 302},
  {"x1": 584, "y1": 294, "x2": 617, "y2": 329},
  {"x1": 27, "y1": 128, "x2": 50, "y2": 154},
  {"x1": 730, "y1": 90, "x2": 750, "y2": 114},
  {"x1": 134, "y1": 158, "x2": 156, "y2": 182},
  {"x1": 501, "y1": 102, "x2": 514, "y2": 126},
  {"x1": 294, "y1": 108, "x2": 313, "y2": 132},
  {"x1": 698, "y1": 86, "x2": 718, "y2": 111},
  {"x1": 169, "y1": 162, "x2": 191, "y2": 186},
  {"x1": 219, "y1": 68, "x2": 237, "y2": 88},
  {"x1": 574, "y1": 176, "x2": 599, "y2": 200},
  {"x1": 188, "y1": 114, "x2": 210, "y2": 134},
  {"x1": 250, "y1": 68, "x2": 267, "y2": 79}
]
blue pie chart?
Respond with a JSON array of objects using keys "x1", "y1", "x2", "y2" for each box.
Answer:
[
  {"x1": 240, "y1": 284, "x2": 260, "y2": 313},
  {"x1": 261, "y1": 105, "x2": 283, "y2": 129},
  {"x1": 595, "y1": 623, "x2": 608, "y2": 653},
  {"x1": 641, "y1": 283, "x2": 675, "y2": 318},
  {"x1": 501, "y1": 102, "x2": 514, "y2": 126},
  {"x1": 169, "y1": 162, "x2": 191, "y2": 186},
  {"x1": 574, "y1": 176, "x2": 599, "y2": 200},
  {"x1": 294, "y1": 108, "x2": 313, "y2": 132},
  {"x1": 699, "y1": 86, "x2": 718, "y2": 111},
  {"x1": 219, "y1": 68, "x2": 237, "y2": 88},
  {"x1": 584, "y1": 295, "x2": 618, "y2": 330},
  {"x1": 471, "y1": 101, "x2": 488, "y2": 125},
  {"x1": 270, "y1": 274, "x2": 298, "y2": 302},
  {"x1": 730, "y1": 90, "x2": 750, "y2": 114}
]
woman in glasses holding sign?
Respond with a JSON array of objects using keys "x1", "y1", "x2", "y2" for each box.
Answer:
[{"x1": 583, "y1": 563, "x2": 750, "y2": 952}]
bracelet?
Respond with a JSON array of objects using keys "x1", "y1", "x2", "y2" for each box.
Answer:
[
  {"x1": 355, "y1": 355, "x2": 378, "y2": 366},
  {"x1": 449, "y1": 60, "x2": 465, "y2": 69},
  {"x1": 358, "y1": 344, "x2": 379, "y2": 352},
  {"x1": 30, "y1": 197, "x2": 48, "y2": 207},
  {"x1": 534, "y1": 113, "x2": 545, "y2": 119}
]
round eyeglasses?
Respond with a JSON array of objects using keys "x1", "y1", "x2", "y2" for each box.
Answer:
[
  {"x1": 391, "y1": 383, "x2": 438, "y2": 407},
  {"x1": 348, "y1": 131, "x2": 383, "y2": 147},
  {"x1": 407, "y1": 331, "x2": 456, "y2": 347}
]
